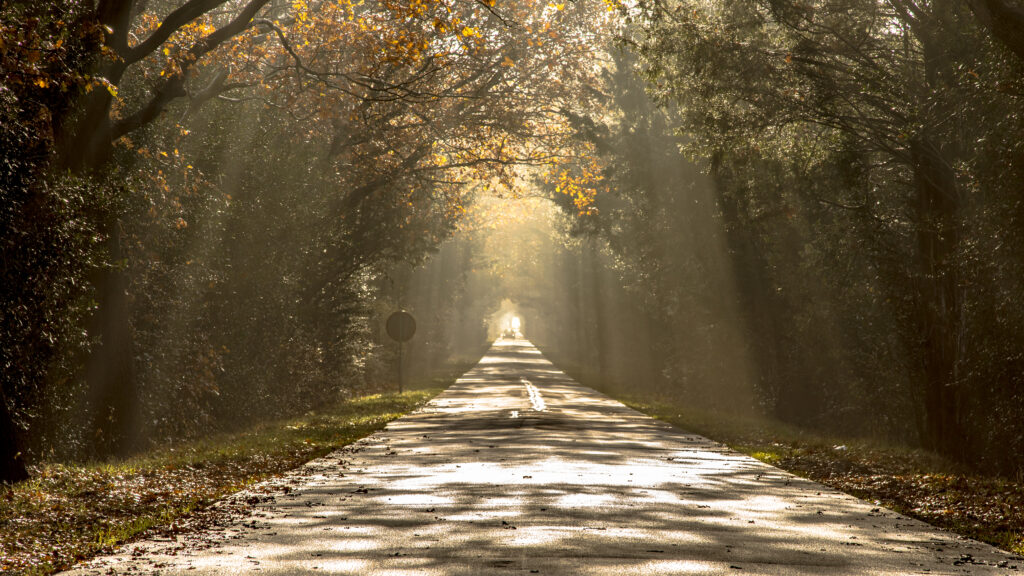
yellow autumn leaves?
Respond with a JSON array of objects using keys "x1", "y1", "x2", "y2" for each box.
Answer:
[{"x1": 547, "y1": 155, "x2": 605, "y2": 214}]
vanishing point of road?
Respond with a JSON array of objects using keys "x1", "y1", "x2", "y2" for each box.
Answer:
[{"x1": 65, "y1": 340, "x2": 1021, "y2": 575}]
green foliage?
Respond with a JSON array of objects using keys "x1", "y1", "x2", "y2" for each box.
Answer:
[
  {"x1": 555, "y1": 0, "x2": 1024, "y2": 473},
  {"x1": 0, "y1": 1, "x2": 113, "y2": 470}
]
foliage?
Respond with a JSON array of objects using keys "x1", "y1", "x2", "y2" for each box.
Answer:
[
  {"x1": 0, "y1": 0, "x2": 611, "y2": 481},
  {"x1": 540, "y1": 0, "x2": 1024, "y2": 473},
  {"x1": 0, "y1": 0, "x2": 112, "y2": 475}
]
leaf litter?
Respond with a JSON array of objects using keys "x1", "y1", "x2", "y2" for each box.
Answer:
[{"x1": 0, "y1": 390, "x2": 438, "y2": 575}]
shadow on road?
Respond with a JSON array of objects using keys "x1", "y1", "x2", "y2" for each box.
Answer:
[{"x1": 67, "y1": 340, "x2": 1020, "y2": 575}]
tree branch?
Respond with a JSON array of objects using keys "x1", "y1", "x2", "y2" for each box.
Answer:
[
  {"x1": 122, "y1": 0, "x2": 231, "y2": 65},
  {"x1": 111, "y1": 0, "x2": 271, "y2": 140}
]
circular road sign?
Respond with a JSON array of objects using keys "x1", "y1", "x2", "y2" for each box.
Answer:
[{"x1": 386, "y1": 311, "x2": 416, "y2": 342}]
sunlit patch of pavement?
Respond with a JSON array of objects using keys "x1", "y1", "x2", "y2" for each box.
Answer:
[{"x1": 63, "y1": 339, "x2": 1022, "y2": 575}]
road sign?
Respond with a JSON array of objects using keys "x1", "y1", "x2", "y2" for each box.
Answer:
[{"x1": 386, "y1": 311, "x2": 416, "y2": 342}]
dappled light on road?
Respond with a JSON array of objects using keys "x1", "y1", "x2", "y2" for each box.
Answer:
[{"x1": 64, "y1": 341, "x2": 1019, "y2": 575}]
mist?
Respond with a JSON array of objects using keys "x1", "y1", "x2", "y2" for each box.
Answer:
[{"x1": 4, "y1": 0, "x2": 1024, "y2": 488}]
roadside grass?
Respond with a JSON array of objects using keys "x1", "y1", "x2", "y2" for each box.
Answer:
[
  {"x1": 617, "y1": 394, "x2": 1024, "y2": 557},
  {"x1": 406, "y1": 355, "x2": 484, "y2": 391},
  {"x1": 0, "y1": 389, "x2": 441, "y2": 576}
]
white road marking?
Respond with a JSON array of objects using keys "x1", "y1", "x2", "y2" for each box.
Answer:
[
  {"x1": 521, "y1": 377, "x2": 546, "y2": 411},
  {"x1": 60, "y1": 339, "x2": 1021, "y2": 576}
]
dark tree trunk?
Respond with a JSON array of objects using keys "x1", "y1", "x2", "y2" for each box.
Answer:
[
  {"x1": 586, "y1": 242, "x2": 612, "y2": 381},
  {"x1": 83, "y1": 222, "x2": 140, "y2": 457},
  {"x1": 965, "y1": 0, "x2": 1024, "y2": 63},
  {"x1": 57, "y1": 91, "x2": 117, "y2": 172},
  {"x1": 59, "y1": 112, "x2": 140, "y2": 458},
  {"x1": 55, "y1": 0, "x2": 132, "y2": 171},
  {"x1": 910, "y1": 137, "x2": 964, "y2": 457},
  {"x1": 711, "y1": 155, "x2": 787, "y2": 412},
  {"x1": 567, "y1": 250, "x2": 587, "y2": 365},
  {"x1": 0, "y1": 387, "x2": 29, "y2": 484},
  {"x1": 49, "y1": 0, "x2": 141, "y2": 458}
]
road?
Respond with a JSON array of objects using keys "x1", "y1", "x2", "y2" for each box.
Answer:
[{"x1": 65, "y1": 340, "x2": 1021, "y2": 575}]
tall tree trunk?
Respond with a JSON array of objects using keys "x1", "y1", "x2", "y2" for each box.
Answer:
[
  {"x1": 910, "y1": 137, "x2": 964, "y2": 457},
  {"x1": 965, "y1": 0, "x2": 1024, "y2": 63},
  {"x1": 55, "y1": 0, "x2": 132, "y2": 171},
  {"x1": 586, "y1": 242, "x2": 612, "y2": 382},
  {"x1": 711, "y1": 154, "x2": 786, "y2": 412},
  {"x1": 0, "y1": 387, "x2": 29, "y2": 484},
  {"x1": 50, "y1": 0, "x2": 141, "y2": 458},
  {"x1": 83, "y1": 222, "x2": 140, "y2": 457}
]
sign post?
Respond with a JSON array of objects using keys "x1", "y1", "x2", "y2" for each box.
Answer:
[{"x1": 385, "y1": 310, "x2": 416, "y2": 393}]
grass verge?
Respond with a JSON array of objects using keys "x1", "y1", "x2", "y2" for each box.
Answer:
[
  {"x1": 0, "y1": 389, "x2": 441, "y2": 575},
  {"x1": 616, "y1": 394, "x2": 1024, "y2": 557},
  {"x1": 407, "y1": 355, "x2": 486, "y2": 391}
]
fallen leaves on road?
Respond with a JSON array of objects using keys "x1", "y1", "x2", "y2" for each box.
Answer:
[
  {"x1": 623, "y1": 397, "x2": 1024, "y2": 556},
  {"x1": 774, "y1": 448, "x2": 1024, "y2": 555}
]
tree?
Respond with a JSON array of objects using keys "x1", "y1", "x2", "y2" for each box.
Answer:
[
  {"x1": 628, "y1": 0, "x2": 1024, "y2": 467},
  {"x1": 1, "y1": 0, "x2": 105, "y2": 482},
  {"x1": 2, "y1": 0, "x2": 610, "y2": 477},
  {"x1": 963, "y1": 0, "x2": 1024, "y2": 62}
]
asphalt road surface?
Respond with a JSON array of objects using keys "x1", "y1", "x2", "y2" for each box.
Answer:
[{"x1": 64, "y1": 340, "x2": 1022, "y2": 575}]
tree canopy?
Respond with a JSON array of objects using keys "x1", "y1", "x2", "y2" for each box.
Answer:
[{"x1": 3, "y1": 0, "x2": 1024, "y2": 486}]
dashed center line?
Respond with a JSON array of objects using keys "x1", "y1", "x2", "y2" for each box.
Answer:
[{"x1": 521, "y1": 378, "x2": 546, "y2": 412}]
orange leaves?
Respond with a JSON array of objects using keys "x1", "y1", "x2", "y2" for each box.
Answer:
[
  {"x1": 130, "y1": 13, "x2": 163, "y2": 48},
  {"x1": 133, "y1": 13, "x2": 222, "y2": 84},
  {"x1": 0, "y1": 15, "x2": 96, "y2": 100},
  {"x1": 105, "y1": 0, "x2": 608, "y2": 232},
  {"x1": 382, "y1": 0, "x2": 437, "y2": 20},
  {"x1": 82, "y1": 76, "x2": 119, "y2": 98},
  {"x1": 546, "y1": 155, "x2": 606, "y2": 214},
  {"x1": 129, "y1": 134, "x2": 208, "y2": 233}
]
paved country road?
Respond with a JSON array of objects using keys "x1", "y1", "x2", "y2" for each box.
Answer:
[{"x1": 65, "y1": 340, "x2": 1022, "y2": 575}]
